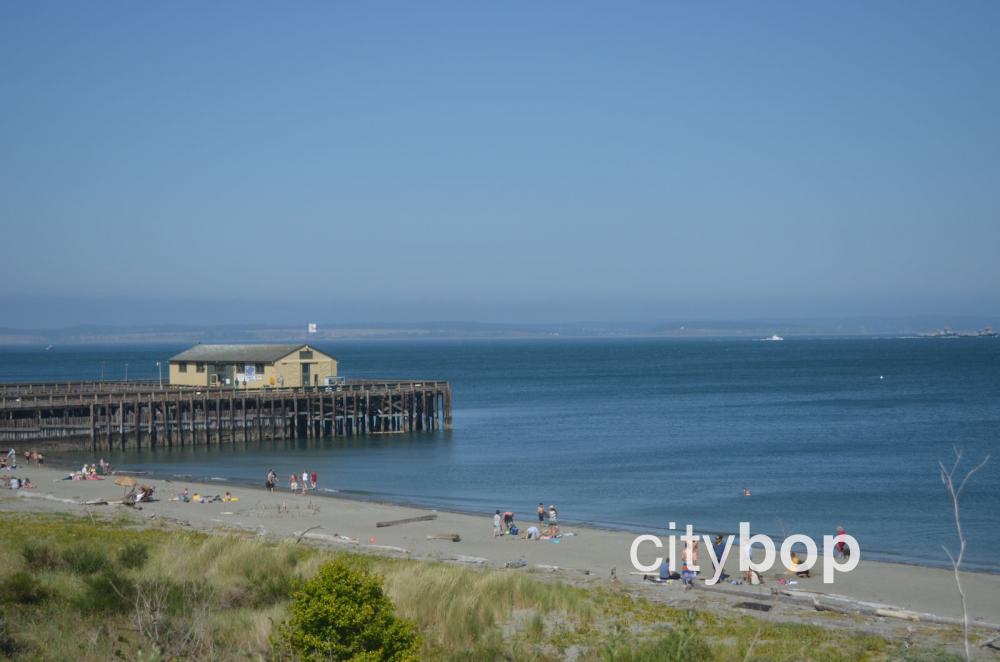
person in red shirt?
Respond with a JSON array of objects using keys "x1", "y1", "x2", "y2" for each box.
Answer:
[{"x1": 310, "y1": 470, "x2": 318, "y2": 490}]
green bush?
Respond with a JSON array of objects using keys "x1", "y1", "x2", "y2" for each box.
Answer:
[
  {"x1": 116, "y1": 541, "x2": 149, "y2": 570},
  {"x1": 0, "y1": 571, "x2": 48, "y2": 605},
  {"x1": 20, "y1": 541, "x2": 62, "y2": 570},
  {"x1": 76, "y1": 569, "x2": 135, "y2": 615},
  {"x1": 273, "y1": 559, "x2": 420, "y2": 661},
  {"x1": 63, "y1": 543, "x2": 109, "y2": 575},
  {"x1": 0, "y1": 617, "x2": 20, "y2": 657}
]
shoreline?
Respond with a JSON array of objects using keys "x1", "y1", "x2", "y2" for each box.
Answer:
[
  {"x1": 6, "y1": 463, "x2": 1000, "y2": 630},
  {"x1": 43, "y1": 457, "x2": 999, "y2": 576}
]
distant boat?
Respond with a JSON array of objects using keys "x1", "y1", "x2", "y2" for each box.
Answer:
[
  {"x1": 761, "y1": 335, "x2": 784, "y2": 342},
  {"x1": 44, "y1": 344, "x2": 53, "y2": 351}
]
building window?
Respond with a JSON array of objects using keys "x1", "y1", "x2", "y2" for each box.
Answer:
[
  {"x1": 196, "y1": 362, "x2": 205, "y2": 373},
  {"x1": 299, "y1": 350, "x2": 313, "y2": 360},
  {"x1": 178, "y1": 362, "x2": 187, "y2": 373},
  {"x1": 255, "y1": 363, "x2": 265, "y2": 373}
]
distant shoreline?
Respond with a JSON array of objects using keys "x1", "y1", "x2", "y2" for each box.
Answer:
[{"x1": 3, "y1": 332, "x2": 1000, "y2": 346}]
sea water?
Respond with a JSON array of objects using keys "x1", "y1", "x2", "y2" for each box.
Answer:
[{"x1": 3, "y1": 337, "x2": 998, "y2": 571}]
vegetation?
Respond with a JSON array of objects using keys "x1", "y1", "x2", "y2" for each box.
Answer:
[
  {"x1": 0, "y1": 512, "x2": 960, "y2": 661},
  {"x1": 273, "y1": 559, "x2": 420, "y2": 661}
]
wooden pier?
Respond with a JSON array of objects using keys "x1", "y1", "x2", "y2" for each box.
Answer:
[{"x1": 0, "y1": 380, "x2": 452, "y2": 450}]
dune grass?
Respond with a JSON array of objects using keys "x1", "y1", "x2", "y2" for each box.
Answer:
[{"x1": 0, "y1": 511, "x2": 960, "y2": 661}]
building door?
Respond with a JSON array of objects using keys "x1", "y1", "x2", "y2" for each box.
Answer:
[{"x1": 301, "y1": 363, "x2": 310, "y2": 387}]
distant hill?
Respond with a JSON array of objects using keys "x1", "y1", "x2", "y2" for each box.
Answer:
[{"x1": 1, "y1": 316, "x2": 998, "y2": 345}]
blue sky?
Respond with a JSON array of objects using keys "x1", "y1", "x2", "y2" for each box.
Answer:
[{"x1": 1, "y1": 2, "x2": 998, "y2": 325}]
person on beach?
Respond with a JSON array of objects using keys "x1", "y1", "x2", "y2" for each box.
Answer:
[
  {"x1": 789, "y1": 551, "x2": 811, "y2": 578},
  {"x1": 493, "y1": 510, "x2": 502, "y2": 537},
  {"x1": 7, "y1": 449, "x2": 16, "y2": 470},
  {"x1": 547, "y1": 505, "x2": 558, "y2": 536},
  {"x1": 310, "y1": 470, "x2": 318, "y2": 490},
  {"x1": 681, "y1": 564, "x2": 696, "y2": 590},
  {"x1": 290, "y1": 474, "x2": 299, "y2": 493},
  {"x1": 525, "y1": 525, "x2": 541, "y2": 540},
  {"x1": 683, "y1": 539, "x2": 699, "y2": 578},
  {"x1": 712, "y1": 535, "x2": 727, "y2": 580},
  {"x1": 743, "y1": 544, "x2": 763, "y2": 585},
  {"x1": 301, "y1": 471, "x2": 309, "y2": 495},
  {"x1": 835, "y1": 525, "x2": 850, "y2": 560},
  {"x1": 265, "y1": 470, "x2": 276, "y2": 492},
  {"x1": 503, "y1": 511, "x2": 515, "y2": 533},
  {"x1": 537, "y1": 502, "x2": 545, "y2": 524}
]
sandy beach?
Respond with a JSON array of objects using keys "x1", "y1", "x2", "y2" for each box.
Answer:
[{"x1": 4, "y1": 464, "x2": 998, "y2": 639}]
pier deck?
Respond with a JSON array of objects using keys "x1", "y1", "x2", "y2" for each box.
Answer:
[{"x1": 0, "y1": 380, "x2": 452, "y2": 449}]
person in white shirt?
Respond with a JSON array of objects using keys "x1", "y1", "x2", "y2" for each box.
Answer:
[{"x1": 493, "y1": 510, "x2": 502, "y2": 537}]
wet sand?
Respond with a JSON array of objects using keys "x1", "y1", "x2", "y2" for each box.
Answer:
[{"x1": 4, "y1": 465, "x2": 999, "y2": 630}]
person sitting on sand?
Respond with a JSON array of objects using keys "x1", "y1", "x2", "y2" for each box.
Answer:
[
  {"x1": 21, "y1": 477, "x2": 33, "y2": 489},
  {"x1": 743, "y1": 544, "x2": 764, "y2": 584},
  {"x1": 681, "y1": 564, "x2": 697, "y2": 590},
  {"x1": 180, "y1": 488, "x2": 190, "y2": 503},
  {"x1": 191, "y1": 492, "x2": 202, "y2": 503},
  {"x1": 789, "y1": 551, "x2": 811, "y2": 578}
]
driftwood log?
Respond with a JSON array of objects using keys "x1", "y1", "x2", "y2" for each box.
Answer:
[
  {"x1": 426, "y1": 533, "x2": 461, "y2": 542},
  {"x1": 376, "y1": 514, "x2": 437, "y2": 528}
]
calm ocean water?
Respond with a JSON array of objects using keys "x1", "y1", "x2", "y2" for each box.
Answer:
[{"x1": 3, "y1": 338, "x2": 998, "y2": 571}]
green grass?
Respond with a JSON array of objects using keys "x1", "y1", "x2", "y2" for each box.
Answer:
[{"x1": 0, "y1": 512, "x2": 960, "y2": 661}]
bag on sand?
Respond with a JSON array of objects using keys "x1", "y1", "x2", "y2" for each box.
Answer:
[{"x1": 510, "y1": 526, "x2": 519, "y2": 536}]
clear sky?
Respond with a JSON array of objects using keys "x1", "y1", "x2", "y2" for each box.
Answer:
[{"x1": 1, "y1": 2, "x2": 998, "y2": 326}]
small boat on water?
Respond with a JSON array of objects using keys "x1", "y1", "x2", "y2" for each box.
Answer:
[{"x1": 761, "y1": 334, "x2": 784, "y2": 342}]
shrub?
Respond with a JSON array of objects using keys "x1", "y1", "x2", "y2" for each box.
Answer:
[
  {"x1": 273, "y1": 559, "x2": 420, "y2": 661},
  {"x1": 0, "y1": 571, "x2": 48, "y2": 604},
  {"x1": 76, "y1": 569, "x2": 135, "y2": 615},
  {"x1": 116, "y1": 542, "x2": 150, "y2": 570},
  {"x1": 20, "y1": 541, "x2": 62, "y2": 570},
  {"x1": 0, "y1": 617, "x2": 20, "y2": 657},
  {"x1": 63, "y1": 544, "x2": 109, "y2": 575}
]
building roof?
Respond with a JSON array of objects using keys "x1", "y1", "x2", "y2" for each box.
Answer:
[{"x1": 169, "y1": 344, "x2": 317, "y2": 364}]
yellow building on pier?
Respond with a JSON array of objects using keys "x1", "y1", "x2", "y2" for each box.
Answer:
[{"x1": 168, "y1": 344, "x2": 337, "y2": 389}]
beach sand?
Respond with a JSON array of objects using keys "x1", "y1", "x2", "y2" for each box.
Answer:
[{"x1": 4, "y1": 465, "x2": 999, "y2": 639}]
